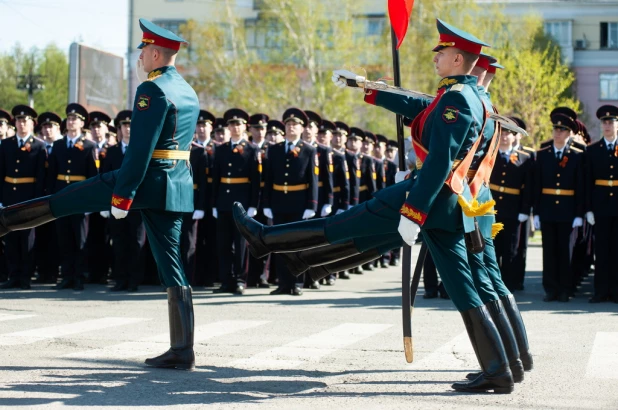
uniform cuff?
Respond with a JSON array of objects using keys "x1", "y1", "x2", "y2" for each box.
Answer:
[
  {"x1": 400, "y1": 203, "x2": 427, "y2": 225},
  {"x1": 111, "y1": 194, "x2": 133, "y2": 211},
  {"x1": 364, "y1": 90, "x2": 378, "y2": 105}
]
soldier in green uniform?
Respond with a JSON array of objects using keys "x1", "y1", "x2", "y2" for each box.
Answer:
[
  {"x1": 234, "y1": 20, "x2": 516, "y2": 393},
  {"x1": 0, "y1": 19, "x2": 199, "y2": 370}
]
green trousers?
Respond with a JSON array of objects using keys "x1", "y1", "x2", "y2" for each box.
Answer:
[{"x1": 49, "y1": 171, "x2": 188, "y2": 288}]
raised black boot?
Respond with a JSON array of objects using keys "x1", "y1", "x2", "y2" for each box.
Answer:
[
  {"x1": 501, "y1": 294, "x2": 533, "y2": 371},
  {"x1": 307, "y1": 248, "x2": 382, "y2": 282},
  {"x1": 145, "y1": 286, "x2": 195, "y2": 370},
  {"x1": 233, "y1": 202, "x2": 330, "y2": 258},
  {"x1": 465, "y1": 300, "x2": 524, "y2": 383},
  {"x1": 451, "y1": 305, "x2": 514, "y2": 394},
  {"x1": 278, "y1": 241, "x2": 360, "y2": 277},
  {"x1": 0, "y1": 196, "x2": 55, "y2": 238}
]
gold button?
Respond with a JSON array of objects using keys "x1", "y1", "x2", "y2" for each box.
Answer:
[
  {"x1": 502, "y1": 172, "x2": 506, "y2": 176},
  {"x1": 611, "y1": 166, "x2": 614, "y2": 169},
  {"x1": 228, "y1": 163, "x2": 232, "y2": 166},
  {"x1": 226, "y1": 189, "x2": 230, "y2": 193},
  {"x1": 501, "y1": 180, "x2": 505, "y2": 184},
  {"x1": 556, "y1": 183, "x2": 560, "y2": 187},
  {"x1": 557, "y1": 174, "x2": 560, "y2": 177},
  {"x1": 13, "y1": 187, "x2": 16, "y2": 191},
  {"x1": 68, "y1": 160, "x2": 71, "y2": 164},
  {"x1": 67, "y1": 170, "x2": 71, "y2": 174},
  {"x1": 284, "y1": 182, "x2": 288, "y2": 185},
  {"x1": 16, "y1": 160, "x2": 19, "y2": 164},
  {"x1": 611, "y1": 193, "x2": 614, "y2": 196},
  {"x1": 499, "y1": 196, "x2": 503, "y2": 200},
  {"x1": 286, "y1": 165, "x2": 290, "y2": 168},
  {"x1": 556, "y1": 200, "x2": 560, "y2": 204},
  {"x1": 611, "y1": 176, "x2": 614, "y2": 179},
  {"x1": 499, "y1": 187, "x2": 504, "y2": 192},
  {"x1": 227, "y1": 172, "x2": 231, "y2": 176},
  {"x1": 285, "y1": 173, "x2": 288, "y2": 176},
  {"x1": 14, "y1": 169, "x2": 18, "y2": 173},
  {"x1": 556, "y1": 189, "x2": 561, "y2": 195}
]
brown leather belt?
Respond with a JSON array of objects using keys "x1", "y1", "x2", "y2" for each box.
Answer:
[
  {"x1": 595, "y1": 179, "x2": 616, "y2": 187},
  {"x1": 220, "y1": 177, "x2": 250, "y2": 184},
  {"x1": 541, "y1": 188, "x2": 575, "y2": 196},
  {"x1": 207, "y1": 178, "x2": 213, "y2": 183},
  {"x1": 333, "y1": 187, "x2": 341, "y2": 193},
  {"x1": 193, "y1": 184, "x2": 198, "y2": 190},
  {"x1": 359, "y1": 185, "x2": 368, "y2": 192},
  {"x1": 273, "y1": 183, "x2": 308, "y2": 192},
  {"x1": 151, "y1": 149, "x2": 190, "y2": 160},
  {"x1": 489, "y1": 183, "x2": 521, "y2": 195},
  {"x1": 4, "y1": 177, "x2": 36, "y2": 184},
  {"x1": 57, "y1": 174, "x2": 86, "y2": 182},
  {"x1": 318, "y1": 181, "x2": 323, "y2": 187},
  {"x1": 260, "y1": 182, "x2": 265, "y2": 188}
]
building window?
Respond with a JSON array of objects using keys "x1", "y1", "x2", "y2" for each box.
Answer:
[
  {"x1": 544, "y1": 21, "x2": 572, "y2": 47},
  {"x1": 601, "y1": 22, "x2": 618, "y2": 49},
  {"x1": 600, "y1": 73, "x2": 618, "y2": 100}
]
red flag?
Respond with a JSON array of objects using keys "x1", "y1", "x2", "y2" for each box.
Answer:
[{"x1": 388, "y1": 0, "x2": 414, "y2": 49}]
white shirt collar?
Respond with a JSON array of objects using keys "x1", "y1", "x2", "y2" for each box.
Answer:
[
  {"x1": 121, "y1": 141, "x2": 128, "y2": 150},
  {"x1": 68, "y1": 135, "x2": 81, "y2": 145},
  {"x1": 286, "y1": 138, "x2": 301, "y2": 147},
  {"x1": 553, "y1": 144, "x2": 564, "y2": 154},
  {"x1": 604, "y1": 138, "x2": 617, "y2": 147},
  {"x1": 16, "y1": 134, "x2": 30, "y2": 144}
]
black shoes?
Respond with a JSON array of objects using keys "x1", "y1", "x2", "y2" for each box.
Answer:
[
  {"x1": 501, "y1": 294, "x2": 533, "y2": 371},
  {"x1": 423, "y1": 290, "x2": 438, "y2": 299},
  {"x1": 234, "y1": 284, "x2": 245, "y2": 295},
  {"x1": 292, "y1": 286, "x2": 303, "y2": 296},
  {"x1": 55, "y1": 278, "x2": 74, "y2": 290},
  {"x1": 0, "y1": 279, "x2": 19, "y2": 289},
  {"x1": 0, "y1": 196, "x2": 56, "y2": 238},
  {"x1": 543, "y1": 293, "x2": 558, "y2": 302},
  {"x1": 278, "y1": 241, "x2": 360, "y2": 277},
  {"x1": 145, "y1": 286, "x2": 195, "y2": 370},
  {"x1": 269, "y1": 287, "x2": 303, "y2": 296},
  {"x1": 338, "y1": 272, "x2": 350, "y2": 280},
  {"x1": 451, "y1": 305, "x2": 514, "y2": 394},
  {"x1": 558, "y1": 292, "x2": 570, "y2": 302},
  {"x1": 73, "y1": 279, "x2": 84, "y2": 291},
  {"x1": 110, "y1": 281, "x2": 128, "y2": 292}
]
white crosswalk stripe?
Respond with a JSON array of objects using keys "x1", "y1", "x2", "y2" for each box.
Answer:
[
  {"x1": 230, "y1": 323, "x2": 392, "y2": 370},
  {"x1": 64, "y1": 320, "x2": 270, "y2": 360},
  {"x1": 0, "y1": 317, "x2": 148, "y2": 346},
  {"x1": 0, "y1": 313, "x2": 36, "y2": 322},
  {"x1": 585, "y1": 332, "x2": 618, "y2": 380},
  {"x1": 413, "y1": 331, "x2": 475, "y2": 370}
]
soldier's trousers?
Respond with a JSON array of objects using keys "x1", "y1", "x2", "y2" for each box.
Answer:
[
  {"x1": 540, "y1": 221, "x2": 572, "y2": 296},
  {"x1": 55, "y1": 214, "x2": 88, "y2": 282},
  {"x1": 216, "y1": 211, "x2": 247, "y2": 288},
  {"x1": 35, "y1": 223, "x2": 59, "y2": 282},
  {"x1": 5, "y1": 228, "x2": 35, "y2": 285},
  {"x1": 325, "y1": 199, "x2": 484, "y2": 311},
  {"x1": 49, "y1": 171, "x2": 188, "y2": 288},
  {"x1": 275, "y1": 212, "x2": 305, "y2": 290},
  {"x1": 110, "y1": 211, "x2": 146, "y2": 286},
  {"x1": 86, "y1": 213, "x2": 111, "y2": 283},
  {"x1": 593, "y1": 216, "x2": 618, "y2": 298},
  {"x1": 247, "y1": 211, "x2": 269, "y2": 286}
]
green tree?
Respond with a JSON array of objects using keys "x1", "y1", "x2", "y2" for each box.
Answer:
[{"x1": 0, "y1": 44, "x2": 69, "y2": 114}]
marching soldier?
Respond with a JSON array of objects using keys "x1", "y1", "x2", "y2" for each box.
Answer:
[
  {"x1": 87, "y1": 111, "x2": 113, "y2": 284},
  {"x1": 211, "y1": 108, "x2": 260, "y2": 295},
  {"x1": 34, "y1": 112, "x2": 63, "y2": 284},
  {"x1": 246, "y1": 113, "x2": 271, "y2": 288},
  {"x1": 533, "y1": 111, "x2": 585, "y2": 302},
  {"x1": 0, "y1": 106, "x2": 46, "y2": 290},
  {"x1": 48, "y1": 103, "x2": 98, "y2": 290},
  {"x1": 193, "y1": 110, "x2": 218, "y2": 287},
  {"x1": 490, "y1": 125, "x2": 533, "y2": 292},
  {"x1": 100, "y1": 110, "x2": 146, "y2": 292},
  {"x1": 585, "y1": 105, "x2": 618, "y2": 303},
  {"x1": 262, "y1": 108, "x2": 318, "y2": 296}
]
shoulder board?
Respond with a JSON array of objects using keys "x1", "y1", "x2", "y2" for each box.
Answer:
[
  {"x1": 522, "y1": 146, "x2": 534, "y2": 152},
  {"x1": 449, "y1": 84, "x2": 465, "y2": 92},
  {"x1": 540, "y1": 139, "x2": 552, "y2": 147},
  {"x1": 569, "y1": 146, "x2": 583, "y2": 153},
  {"x1": 515, "y1": 150, "x2": 530, "y2": 157},
  {"x1": 537, "y1": 145, "x2": 552, "y2": 153}
]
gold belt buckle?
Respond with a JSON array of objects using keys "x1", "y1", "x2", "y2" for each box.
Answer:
[
  {"x1": 499, "y1": 187, "x2": 504, "y2": 192},
  {"x1": 284, "y1": 187, "x2": 288, "y2": 194},
  {"x1": 556, "y1": 189, "x2": 561, "y2": 195},
  {"x1": 610, "y1": 180, "x2": 614, "y2": 187},
  {"x1": 65, "y1": 175, "x2": 70, "y2": 182},
  {"x1": 226, "y1": 178, "x2": 231, "y2": 184},
  {"x1": 12, "y1": 178, "x2": 17, "y2": 184}
]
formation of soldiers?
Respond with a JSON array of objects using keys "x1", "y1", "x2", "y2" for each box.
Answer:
[
  {"x1": 1, "y1": 100, "x2": 617, "y2": 303},
  {"x1": 0, "y1": 103, "x2": 402, "y2": 295}
]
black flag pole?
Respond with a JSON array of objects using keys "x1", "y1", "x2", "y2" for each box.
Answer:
[{"x1": 391, "y1": 26, "x2": 427, "y2": 364}]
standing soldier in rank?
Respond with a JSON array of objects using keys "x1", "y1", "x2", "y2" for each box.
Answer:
[
  {"x1": 490, "y1": 124, "x2": 533, "y2": 292},
  {"x1": 533, "y1": 111, "x2": 585, "y2": 302},
  {"x1": 334, "y1": 121, "x2": 355, "y2": 279},
  {"x1": 246, "y1": 113, "x2": 272, "y2": 289},
  {"x1": 33, "y1": 112, "x2": 62, "y2": 284},
  {"x1": 100, "y1": 110, "x2": 146, "y2": 292},
  {"x1": 353, "y1": 128, "x2": 377, "y2": 272},
  {"x1": 0, "y1": 106, "x2": 46, "y2": 290},
  {"x1": 384, "y1": 140, "x2": 401, "y2": 266},
  {"x1": 87, "y1": 111, "x2": 113, "y2": 285},
  {"x1": 211, "y1": 108, "x2": 260, "y2": 295},
  {"x1": 585, "y1": 105, "x2": 618, "y2": 303},
  {"x1": 48, "y1": 103, "x2": 98, "y2": 291},
  {"x1": 262, "y1": 108, "x2": 318, "y2": 296},
  {"x1": 192, "y1": 110, "x2": 218, "y2": 287}
]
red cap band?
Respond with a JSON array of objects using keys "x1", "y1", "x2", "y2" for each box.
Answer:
[
  {"x1": 438, "y1": 33, "x2": 483, "y2": 55},
  {"x1": 475, "y1": 56, "x2": 490, "y2": 70},
  {"x1": 487, "y1": 65, "x2": 497, "y2": 74},
  {"x1": 142, "y1": 31, "x2": 182, "y2": 51}
]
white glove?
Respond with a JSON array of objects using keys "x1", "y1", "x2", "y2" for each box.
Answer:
[
  {"x1": 572, "y1": 217, "x2": 583, "y2": 228},
  {"x1": 247, "y1": 207, "x2": 258, "y2": 218},
  {"x1": 302, "y1": 209, "x2": 316, "y2": 220},
  {"x1": 212, "y1": 208, "x2": 218, "y2": 219},
  {"x1": 111, "y1": 206, "x2": 128, "y2": 220},
  {"x1": 263, "y1": 208, "x2": 273, "y2": 219},
  {"x1": 517, "y1": 213, "x2": 529, "y2": 223},
  {"x1": 100, "y1": 211, "x2": 110, "y2": 218},
  {"x1": 585, "y1": 211, "x2": 595, "y2": 226},
  {"x1": 331, "y1": 69, "x2": 365, "y2": 89},
  {"x1": 321, "y1": 204, "x2": 332, "y2": 217},
  {"x1": 347, "y1": 205, "x2": 354, "y2": 211},
  {"x1": 395, "y1": 170, "x2": 411, "y2": 184},
  {"x1": 398, "y1": 216, "x2": 421, "y2": 246},
  {"x1": 336, "y1": 209, "x2": 345, "y2": 215},
  {"x1": 533, "y1": 215, "x2": 541, "y2": 230},
  {"x1": 192, "y1": 210, "x2": 205, "y2": 220}
]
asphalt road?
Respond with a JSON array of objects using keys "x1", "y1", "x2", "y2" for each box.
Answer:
[{"x1": 0, "y1": 243, "x2": 617, "y2": 409}]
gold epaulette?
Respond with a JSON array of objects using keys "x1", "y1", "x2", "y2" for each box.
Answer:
[
  {"x1": 537, "y1": 145, "x2": 552, "y2": 152},
  {"x1": 515, "y1": 150, "x2": 530, "y2": 157},
  {"x1": 522, "y1": 146, "x2": 535, "y2": 152},
  {"x1": 570, "y1": 146, "x2": 583, "y2": 153}
]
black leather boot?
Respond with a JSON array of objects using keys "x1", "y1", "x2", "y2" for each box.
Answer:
[
  {"x1": 501, "y1": 294, "x2": 533, "y2": 371},
  {"x1": 145, "y1": 286, "x2": 195, "y2": 370},
  {"x1": 465, "y1": 300, "x2": 524, "y2": 383},
  {"x1": 307, "y1": 248, "x2": 382, "y2": 282},
  {"x1": 452, "y1": 305, "x2": 514, "y2": 394},
  {"x1": 0, "y1": 196, "x2": 55, "y2": 238},
  {"x1": 278, "y1": 241, "x2": 360, "y2": 277},
  {"x1": 232, "y1": 202, "x2": 330, "y2": 258}
]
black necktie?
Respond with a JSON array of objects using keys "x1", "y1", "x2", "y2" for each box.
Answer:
[
  {"x1": 18, "y1": 140, "x2": 23, "y2": 148},
  {"x1": 287, "y1": 142, "x2": 293, "y2": 153},
  {"x1": 502, "y1": 152, "x2": 509, "y2": 161},
  {"x1": 609, "y1": 143, "x2": 614, "y2": 152},
  {"x1": 46, "y1": 145, "x2": 52, "y2": 154},
  {"x1": 556, "y1": 151, "x2": 562, "y2": 161},
  {"x1": 69, "y1": 140, "x2": 73, "y2": 149}
]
